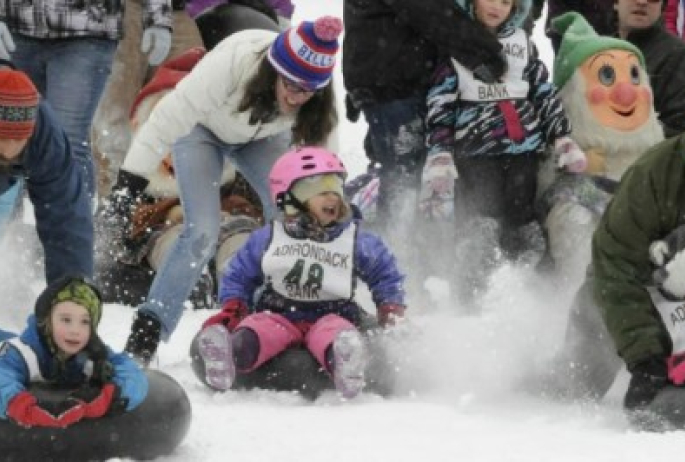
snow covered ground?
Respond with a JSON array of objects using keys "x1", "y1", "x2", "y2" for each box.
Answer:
[{"x1": 2, "y1": 0, "x2": 685, "y2": 460}]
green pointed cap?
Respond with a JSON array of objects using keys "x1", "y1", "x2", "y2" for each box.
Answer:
[{"x1": 552, "y1": 12, "x2": 645, "y2": 88}]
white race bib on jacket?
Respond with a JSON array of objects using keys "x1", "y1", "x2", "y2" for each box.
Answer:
[
  {"x1": 0, "y1": 338, "x2": 94, "y2": 383},
  {"x1": 650, "y1": 287, "x2": 685, "y2": 354},
  {"x1": 3, "y1": 338, "x2": 45, "y2": 382},
  {"x1": 452, "y1": 29, "x2": 530, "y2": 102},
  {"x1": 262, "y1": 223, "x2": 356, "y2": 302}
]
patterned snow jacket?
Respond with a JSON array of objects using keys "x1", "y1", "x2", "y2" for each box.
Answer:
[
  {"x1": 219, "y1": 213, "x2": 405, "y2": 325},
  {"x1": 1, "y1": 0, "x2": 173, "y2": 40},
  {"x1": 426, "y1": 0, "x2": 570, "y2": 160},
  {"x1": 0, "y1": 316, "x2": 148, "y2": 418}
]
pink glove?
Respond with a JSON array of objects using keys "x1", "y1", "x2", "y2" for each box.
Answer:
[
  {"x1": 554, "y1": 136, "x2": 587, "y2": 173},
  {"x1": 668, "y1": 352, "x2": 685, "y2": 385},
  {"x1": 419, "y1": 152, "x2": 458, "y2": 219}
]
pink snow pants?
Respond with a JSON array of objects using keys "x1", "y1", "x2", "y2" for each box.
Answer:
[{"x1": 236, "y1": 313, "x2": 355, "y2": 373}]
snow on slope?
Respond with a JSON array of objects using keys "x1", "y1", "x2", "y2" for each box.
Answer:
[{"x1": 1, "y1": 1, "x2": 685, "y2": 461}]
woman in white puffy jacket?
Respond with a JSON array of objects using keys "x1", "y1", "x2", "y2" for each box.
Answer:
[{"x1": 119, "y1": 16, "x2": 343, "y2": 365}]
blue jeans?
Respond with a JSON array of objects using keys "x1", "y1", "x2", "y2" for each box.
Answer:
[
  {"x1": 361, "y1": 96, "x2": 425, "y2": 224},
  {"x1": 0, "y1": 329, "x2": 15, "y2": 342},
  {"x1": 0, "y1": 179, "x2": 24, "y2": 242},
  {"x1": 12, "y1": 36, "x2": 117, "y2": 201},
  {"x1": 139, "y1": 125, "x2": 291, "y2": 339}
]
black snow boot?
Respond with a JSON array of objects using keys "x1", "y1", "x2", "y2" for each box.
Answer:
[{"x1": 125, "y1": 312, "x2": 162, "y2": 367}]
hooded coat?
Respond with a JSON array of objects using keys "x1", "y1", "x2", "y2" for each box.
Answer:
[
  {"x1": 0, "y1": 277, "x2": 148, "y2": 419},
  {"x1": 425, "y1": 0, "x2": 570, "y2": 159}
]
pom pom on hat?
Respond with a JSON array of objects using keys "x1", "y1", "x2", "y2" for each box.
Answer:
[
  {"x1": 313, "y1": 16, "x2": 343, "y2": 41},
  {"x1": 268, "y1": 15, "x2": 343, "y2": 90},
  {"x1": 0, "y1": 70, "x2": 39, "y2": 140}
]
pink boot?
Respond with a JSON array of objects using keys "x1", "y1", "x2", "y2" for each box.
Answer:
[
  {"x1": 331, "y1": 329, "x2": 368, "y2": 399},
  {"x1": 198, "y1": 324, "x2": 235, "y2": 391}
]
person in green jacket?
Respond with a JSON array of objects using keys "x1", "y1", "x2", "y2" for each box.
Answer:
[{"x1": 534, "y1": 133, "x2": 685, "y2": 414}]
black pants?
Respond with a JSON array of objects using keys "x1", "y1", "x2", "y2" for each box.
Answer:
[{"x1": 454, "y1": 154, "x2": 539, "y2": 258}]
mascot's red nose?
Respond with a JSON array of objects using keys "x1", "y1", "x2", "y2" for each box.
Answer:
[{"x1": 610, "y1": 82, "x2": 637, "y2": 108}]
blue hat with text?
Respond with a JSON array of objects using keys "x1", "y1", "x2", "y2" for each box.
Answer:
[{"x1": 268, "y1": 16, "x2": 342, "y2": 90}]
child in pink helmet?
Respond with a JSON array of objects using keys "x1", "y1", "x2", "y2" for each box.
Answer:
[{"x1": 195, "y1": 146, "x2": 406, "y2": 399}]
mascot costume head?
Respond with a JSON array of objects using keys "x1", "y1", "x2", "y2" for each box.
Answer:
[{"x1": 551, "y1": 12, "x2": 663, "y2": 180}]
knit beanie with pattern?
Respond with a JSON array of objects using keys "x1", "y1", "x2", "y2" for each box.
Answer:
[
  {"x1": 0, "y1": 70, "x2": 39, "y2": 140},
  {"x1": 267, "y1": 15, "x2": 342, "y2": 90}
]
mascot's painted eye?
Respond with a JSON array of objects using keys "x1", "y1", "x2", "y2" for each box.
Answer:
[
  {"x1": 598, "y1": 65, "x2": 615, "y2": 86},
  {"x1": 630, "y1": 64, "x2": 641, "y2": 85}
]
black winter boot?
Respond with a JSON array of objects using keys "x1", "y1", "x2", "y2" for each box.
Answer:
[{"x1": 125, "y1": 312, "x2": 162, "y2": 367}]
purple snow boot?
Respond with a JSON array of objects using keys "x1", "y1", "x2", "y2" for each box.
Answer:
[
  {"x1": 332, "y1": 329, "x2": 368, "y2": 399},
  {"x1": 198, "y1": 324, "x2": 235, "y2": 391}
]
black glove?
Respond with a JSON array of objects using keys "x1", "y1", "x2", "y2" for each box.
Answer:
[
  {"x1": 345, "y1": 94, "x2": 361, "y2": 123},
  {"x1": 624, "y1": 358, "x2": 669, "y2": 410},
  {"x1": 472, "y1": 51, "x2": 508, "y2": 84},
  {"x1": 96, "y1": 169, "x2": 151, "y2": 250},
  {"x1": 100, "y1": 169, "x2": 150, "y2": 219}
]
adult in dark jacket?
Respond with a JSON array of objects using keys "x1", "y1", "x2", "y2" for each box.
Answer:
[
  {"x1": 342, "y1": 0, "x2": 506, "y2": 232},
  {"x1": 545, "y1": 0, "x2": 616, "y2": 52},
  {"x1": 532, "y1": 134, "x2": 685, "y2": 416},
  {"x1": 616, "y1": 0, "x2": 685, "y2": 137},
  {"x1": 591, "y1": 134, "x2": 685, "y2": 411},
  {"x1": 0, "y1": 68, "x2": 93, "y2": 283}
]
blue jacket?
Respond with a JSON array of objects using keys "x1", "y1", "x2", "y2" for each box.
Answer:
[
  {"x1": 219, "y1": 218, "x2": 405, "y2": 323},
  {"x1": 0, "y1": 316, "x2": 148, "y2": 418},
  {"x1": 0, "y1": 100, "x2": 93, "y2": 283}
]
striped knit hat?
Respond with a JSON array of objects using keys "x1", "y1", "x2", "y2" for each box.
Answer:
[
  {"x1": 0, "y1": 70, "x2": 39, "y2": 140},
  {"x1": 267, "y1": 15, "x2": 342, "y2": 90}
]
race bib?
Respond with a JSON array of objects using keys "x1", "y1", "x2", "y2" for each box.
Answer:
[
  {"x1": 263, "y1": 223, "x2": 356, "y2": 302},
  {"x1": 650, "y1": 287, "x2": 685, "y2": 354},
  {"x1": 452, "y1": 29, "x2": 530, "y2": 102}
]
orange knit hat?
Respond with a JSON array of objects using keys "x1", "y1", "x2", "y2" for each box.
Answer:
[{"x1": 0, "y1": 70, "x2": 39, "y2": 140}]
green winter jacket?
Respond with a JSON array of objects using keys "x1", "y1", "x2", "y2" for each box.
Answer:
[{"x1": 592, "y1": 133, "x2": 685, "y2": 369}]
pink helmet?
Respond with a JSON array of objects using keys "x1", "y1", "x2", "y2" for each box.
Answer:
[{"x1": 269, "y1": 147, "x2": 347, "y2": 205}]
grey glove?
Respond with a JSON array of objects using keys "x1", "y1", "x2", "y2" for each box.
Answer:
[
  {"x1": 141, "y1": 26, "x2": 171, "y2": 66},
  {"x1": 0, "y1": 22, "x2": 16, "y2": 60},
  {"x1": 650, "y1": 224, "x2": 685, "y2": 300}
]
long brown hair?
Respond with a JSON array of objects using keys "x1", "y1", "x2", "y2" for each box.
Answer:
[{"x1": 238, "y1": 53, "x2": 338, "y2": 146}]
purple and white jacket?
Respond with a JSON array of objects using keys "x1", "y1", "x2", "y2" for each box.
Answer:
[{"x1": 219, "y1": 216, "x2": 405, "y2": 324}]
